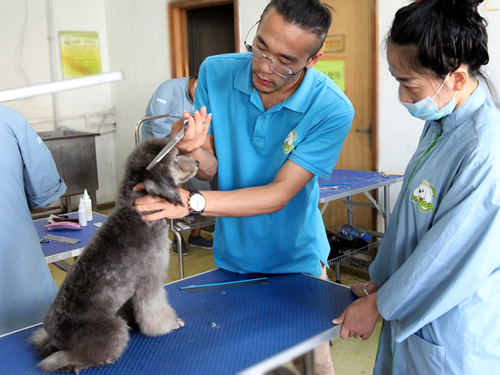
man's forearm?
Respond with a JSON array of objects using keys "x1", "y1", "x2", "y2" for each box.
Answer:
[{"x1": 185, "y1": 147, "x2": 217, "y2": 181}]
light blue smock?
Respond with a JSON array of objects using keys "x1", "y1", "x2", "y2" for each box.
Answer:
[
  {"x1": 195, "y1": 53, "x2": 353, "y2": 277},
  {"x1": 0, "y1": 105, "x2": 66, "y2": 336},
  {"x1": 141, "y1": 77, "x2": 194, "y2": 140},
  {"x1": 370, "y1": 84, "x2": 500, "y2": 374}
]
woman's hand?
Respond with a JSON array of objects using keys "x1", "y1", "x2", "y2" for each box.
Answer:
[
  {"x1": 332, "y1": 293, "x2": 380, "y2": 340},
  {"x1": 351, "y1": 280, "x2": 380, "y2": 298},
  {"x1": 133, "y1": 183, "x2": 190, "y2": 221}
]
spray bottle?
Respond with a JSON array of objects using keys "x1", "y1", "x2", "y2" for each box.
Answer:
[
  {"x1": 78, "y1": 198, "x2": 87, "y2": 227},
  {"x1": 83, "y1": 189, "x2": 93, "y2": 221}
]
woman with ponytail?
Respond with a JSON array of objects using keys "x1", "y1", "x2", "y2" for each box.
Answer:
[{"x1": 333, "y1": 1, "x2": 500, "y2": 373}]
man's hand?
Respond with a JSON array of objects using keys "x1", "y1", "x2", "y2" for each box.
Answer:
[
  {"x1": 332, "y1": 293, "x2": 380, "y2": 340},
  {"x1": 133, "y1": 183, "x2": 190, "y2": 221},
  {"x1": 171, "y1": 107, "x2": 212, "y2": 155}
]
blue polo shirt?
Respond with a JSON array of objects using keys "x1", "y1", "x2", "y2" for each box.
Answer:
[{"x1": 196, "y1": 53, "x2": 353, "y2": 276}]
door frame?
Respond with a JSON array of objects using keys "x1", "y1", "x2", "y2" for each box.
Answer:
[
  {"x1": 371, "y1": 0, "x2": 379, "y2": 171},
  {"x1": 168, "y1": 0, "x2": 239, "y2": 78}
]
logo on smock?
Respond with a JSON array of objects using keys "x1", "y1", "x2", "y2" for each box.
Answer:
[
  {"x1": 283, "y1": 130, "x2": 297, "y2": 154},
  {"x1": 411, "y1": 180, "x2": 436, "y2": 213}
]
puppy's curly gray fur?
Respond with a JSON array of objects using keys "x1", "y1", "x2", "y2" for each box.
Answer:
[{"x1": 29, "y1": 138, "x2": 198, "y2": 373}]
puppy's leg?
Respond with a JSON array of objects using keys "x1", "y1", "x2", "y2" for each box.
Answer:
[
  {"x1": 116, "y1": 298, "x2": 138, "y2": 328},
  {"x1": 28, "y1": 328, "x2": 59, "y2": 358},
  {"x1": 39, "y1": 316, "x2": 130, "y2": 373},
  {"x1": 133, "y1": 284, "x2": 184, "y2": 337}
]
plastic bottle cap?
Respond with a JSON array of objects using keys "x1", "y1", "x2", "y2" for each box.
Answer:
[{"x1": 362, "y1": 233, "x2": 370, "y2": 241}]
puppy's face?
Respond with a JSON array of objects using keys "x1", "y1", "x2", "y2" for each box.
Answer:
[
  {"x1": 125, "y1": 138, "x2": 199, "y2": 205},
  {"x1": 169, "y1": 149, "x2": 199, "y2": 186}
]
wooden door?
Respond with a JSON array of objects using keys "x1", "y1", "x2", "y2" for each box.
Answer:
[
  {"x1": 169, "y1": 0, "x2": 238, "y2": 78},
  {"x1": 319, "y1": 0, "x2": 378, "y2": 234}
]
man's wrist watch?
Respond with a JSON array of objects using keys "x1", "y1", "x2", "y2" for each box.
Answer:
[{"x1": 187, "y1": 190, "x2": 206, "y2": 215}]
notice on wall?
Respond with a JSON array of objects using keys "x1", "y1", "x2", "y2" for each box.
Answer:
[
  {"x1": 485, "y1": 0, "x2": 499, "y2": 11},
  {"x1": 322, "y1": 35, "x2": 345, "y2": 53},
  {"x1": 314, "y1": 60, "x2": 346, "y2": 92},
  {"x1": 59, "y1": 32, "x2": 101, "y2": 79}
]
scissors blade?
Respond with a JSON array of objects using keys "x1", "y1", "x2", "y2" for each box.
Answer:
[{"x1": 146, "y1": 120, "x2": 187, "y2": 171}]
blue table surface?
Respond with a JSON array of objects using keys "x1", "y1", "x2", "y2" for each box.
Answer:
[
  {"x1": 0, "y1": 269, "x2": 357, "y2": 375},
  {"x1": 319, "y1": 169, "x2": 403, "y2": 202},
  {"x1": 34, "y1": 212, "x2": 107, "y2": 258}
]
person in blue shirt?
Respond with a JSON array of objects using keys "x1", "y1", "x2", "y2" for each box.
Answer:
[
  {"x1": 135, "y1": 1, "x2": 353, "y2": 373},
  {"x1": 333, "y1": 0, "x2": 500, "y2": 373},
  {"x1": 142, "y1": 76, "x2": 213, "y2": 254},
  {"x1": 141, "y1": 77, "x2": 197, "y2": 140},
  {"x1": 0, "y1": 105, "x2": 67, "y2": 335}
]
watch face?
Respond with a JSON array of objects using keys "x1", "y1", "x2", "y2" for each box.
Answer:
[{"x1": 190, "y1": 194, "x2": 206, "y2": 211}]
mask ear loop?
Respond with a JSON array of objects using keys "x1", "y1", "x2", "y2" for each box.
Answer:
[{"x1": 432, "y1": 72, "x2": 452, "y2": 99}]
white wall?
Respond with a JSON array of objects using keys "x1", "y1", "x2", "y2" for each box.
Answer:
[
  {"x1": 0, "y1": 0, "x2": 117, "y2": 204},
  {"x1": 376, "y1": 1, "x2": 500, "y2": 211},
  {"x1": 237, "y1": 0, "x2": 270, "y2": 52},
  {"x1": 105, "y1": 0, "x2": 171, "y2": 188}
]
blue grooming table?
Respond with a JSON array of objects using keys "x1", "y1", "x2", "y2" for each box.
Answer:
[
  {"x1": 35, "y1": 212, "x2": 107, "y2": 270},
  {"x1": 0, "y1": 269, "x2": 356, "y2": 375},
  {"x1": 319, "y1": 169, "x2": 403, "y2": 234}
]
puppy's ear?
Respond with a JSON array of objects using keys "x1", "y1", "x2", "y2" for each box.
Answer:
[{"x1": 143, "y1": 179, "x2": 184, "y2": 206}]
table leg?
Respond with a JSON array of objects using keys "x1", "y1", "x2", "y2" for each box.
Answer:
[
  {"x1": 335, "y1": 262, "x2": 341, "y2": 284},
  {"x1": 320, "y1": 202, "x2": 330, "y2": 215},
  {"x1": 383, "y1": 186, "x2": 390, "y2": 232},
  {"x1": 303, "y1": 350, "x2": 315, "y2": 375},
  {"x1": 347, "y1": 196, "x2": 353, "y2": 225},
  {"x1": 170, "y1": 219, "x2": 184, "y2": 279}
]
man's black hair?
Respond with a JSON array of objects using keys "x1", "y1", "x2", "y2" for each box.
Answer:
[{"x1": 262, "y1": 0, "x2": 333, "y2": 53}]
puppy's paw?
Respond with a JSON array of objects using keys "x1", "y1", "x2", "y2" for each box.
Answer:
[
  {"x1": 140, "y1": 316, "x2": 185, "y2": 336},
  {"x1": 174, "y1": 318, "x2": 185, "y2": 329}
]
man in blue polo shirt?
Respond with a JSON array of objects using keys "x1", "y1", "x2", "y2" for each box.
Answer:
[{"x1": 136, "y1": 1, "x2": 353, "y2": 373}]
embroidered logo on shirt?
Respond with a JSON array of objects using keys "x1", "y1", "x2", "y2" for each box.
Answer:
[
  {"x1": 411, "y1": 180, "x2": 436, "y2": 213},
  {"x1": 283, "y1": 130, "x2": 297, "y2": 154}
]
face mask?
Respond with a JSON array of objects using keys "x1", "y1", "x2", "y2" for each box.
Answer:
[{"x1": 400, "y1": 73, "x2": 457, "y2": 121}]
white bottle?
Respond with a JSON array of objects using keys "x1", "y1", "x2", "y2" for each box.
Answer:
[
  {"x1": 83, "y1": 189, "x2": 93, "y2": 221},
  {"x1": 78, "y1": 198, "x2": 87, "y2": 227}
]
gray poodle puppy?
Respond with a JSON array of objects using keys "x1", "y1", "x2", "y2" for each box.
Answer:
[{"x1": 29, "y1": 137, "x2": 198, "y2": 373}]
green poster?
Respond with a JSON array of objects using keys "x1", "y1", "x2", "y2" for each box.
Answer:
[
  {"x1": 59, "y1": 31, "x2": 101, "y2": 79},
  {"x1": 314, "y1": 60, "x2": 345, "y2": 92}
]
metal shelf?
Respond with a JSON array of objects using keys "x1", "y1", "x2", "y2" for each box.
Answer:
[
  {"x1": 174, "y1": 215, "x2": 215, "y2": 232},
  {"x1": 327, "y1": 241, "x2": 380, "y2": 283}
]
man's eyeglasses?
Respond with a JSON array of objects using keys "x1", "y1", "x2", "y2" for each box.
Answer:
[{"x1": 243, "y1": 21, "x2": 306, "y2": 79}]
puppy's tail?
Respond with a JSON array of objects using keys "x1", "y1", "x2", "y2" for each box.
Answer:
[
  {"x1": 38, "y1": 350, "x2": 86, "y2": 374},
  {"x1": 28, "y1": 328, "x2": 58, "y2": 358}
]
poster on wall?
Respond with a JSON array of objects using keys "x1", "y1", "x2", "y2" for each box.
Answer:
[
  {"x1": 314, "y1": 60, "x2": 346, "y2": 92},
  {"x1": 485, "y1": 0, "x2": 499, "y2": 11},
  {"x1": 322, "y1": 35, "x2": 345, "y2": 53},
  {"x1": 59, "y1": 32, "x2": 101, "y2": 79}
]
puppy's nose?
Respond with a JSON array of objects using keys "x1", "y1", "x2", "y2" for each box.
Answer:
[{"x1": 195, "y1": 160, "x2": 200, "y2": 167}]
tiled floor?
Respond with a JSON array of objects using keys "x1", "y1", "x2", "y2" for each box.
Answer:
[{"x1": 48, "y1": 210, "x2": 380, "y2": 375}]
